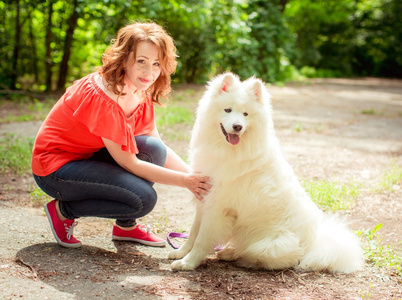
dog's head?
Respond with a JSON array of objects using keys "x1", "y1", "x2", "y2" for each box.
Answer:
[{"x1": 203, "y1": 72, "x2": 270, "y2": 146}]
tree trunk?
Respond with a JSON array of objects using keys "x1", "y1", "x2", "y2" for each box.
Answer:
[
  {"x1": 28, "y1": 9, "x2": 39, "y2": 84},
  {"x1": 279, "y1": 0, "x2": 288, "y2": 13},
  {"x1": 45, "y1": 1, "x2": 53, "y2": 92},
  {"x1": 56, "y1": 0, "x2": 79, "y2": 91},
  {"x1": 10, "y1": 0, "x2": 21, "y2": 90}
]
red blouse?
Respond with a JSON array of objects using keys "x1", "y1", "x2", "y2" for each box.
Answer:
[{"x1": 31, "y1": 73, "x2": 155, "y2": 176}]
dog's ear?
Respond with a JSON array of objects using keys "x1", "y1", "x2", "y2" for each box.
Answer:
[
  {"x1": 250, "y1": 78, "x2": 264, "y2": 103},
  {"x1": 219, "y1": 73, "x2": 236, "y2": 94},
  {"x1": 208, "y1": 72, "x2": 238, "y2": 98}
]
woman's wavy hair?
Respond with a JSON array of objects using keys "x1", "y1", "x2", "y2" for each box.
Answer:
[{"x1": 97, "y1": 21, "x2": 178, "y2": 105}]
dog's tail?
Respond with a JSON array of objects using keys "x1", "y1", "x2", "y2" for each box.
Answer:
[{"x1": 298, "y1": 214, "x2": 364, "y2": 273}]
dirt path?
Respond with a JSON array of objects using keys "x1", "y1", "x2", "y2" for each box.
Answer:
[{"x1": 0, "y1": 78, "x2": 401, "y2": 299}]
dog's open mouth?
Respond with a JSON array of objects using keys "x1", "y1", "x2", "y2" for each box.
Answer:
[{"x1": 220, "y1": 123, "x2": 240, "y2": 145}]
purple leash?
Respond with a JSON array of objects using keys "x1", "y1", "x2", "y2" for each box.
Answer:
[
  {"x1": 167, "y1": 232, "x2": 223, "y2": 251},
  {"x1": 167, "y1": 232, "x2": 189, "y2": 249}
]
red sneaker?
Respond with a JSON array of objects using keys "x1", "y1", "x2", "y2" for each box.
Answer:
[
  {"x1": 112, "y1": 224, "x2": 166, "y2": 247},
  {"x1": 44, "y1": 200, "x2": 82, "y2": 248}
]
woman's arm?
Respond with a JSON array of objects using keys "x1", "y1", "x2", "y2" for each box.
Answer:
[{"x1": 102, "y1": 137, "x2": 210, "y2": 200}]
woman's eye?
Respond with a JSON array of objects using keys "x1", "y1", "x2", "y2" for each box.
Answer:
[
  {"x1": 224, "y1": 108, "x2": 232, "y2": 113},
  {"x1": 154, "y1": 62, "x2": 160, "y2": 67},
  {"x1": 137, "y1": 60, "x2": 145, "y2": 64}
]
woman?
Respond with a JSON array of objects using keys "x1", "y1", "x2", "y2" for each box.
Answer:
[{"x1": 32, "y1": 21, "x2": 211, "y2": 248}]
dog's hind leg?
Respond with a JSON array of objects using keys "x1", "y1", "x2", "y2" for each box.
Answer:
[
  {"x1": 168, "y1": 204, "x2": 202, "y2": 260},
  {"x1": 237, "y1": 232, "x2": 302, "y2": 270},
  {"x1": 171, "y1": 207, "x2": 236, "y2": 271},
  {"x1": 217, "y1": 247, "x2": 237, "y2": 261}
]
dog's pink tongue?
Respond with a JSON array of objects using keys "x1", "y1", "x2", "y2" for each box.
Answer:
[{"x1": 228, "y1": 134, "x2": 240, "y2": 145}]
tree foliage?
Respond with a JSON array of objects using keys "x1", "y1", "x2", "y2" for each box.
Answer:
[
  {"x1": 0, "y1": 0, "x2": 400, "y2": 94},
  {"x1": 285, "y1": 0, "x2": 401, "y2": 77}
]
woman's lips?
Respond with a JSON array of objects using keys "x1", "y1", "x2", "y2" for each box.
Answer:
[{"x1": 139, "y1": 78, "x2": 151, "y2": 84}]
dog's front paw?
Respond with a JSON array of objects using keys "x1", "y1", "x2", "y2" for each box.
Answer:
[
  {"x1": 168, "y1": 249, "x2": 187, "y2": 260},
  {"x1": 171, "y1": 258, "x2": 197, "y2": 271}
]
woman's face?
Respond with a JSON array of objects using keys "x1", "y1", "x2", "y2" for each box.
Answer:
[{"x1": 125, "y1": 41, "x2": 161, "y2": 92}]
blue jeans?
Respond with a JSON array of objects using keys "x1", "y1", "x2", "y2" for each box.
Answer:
[{"x1": 33, "y1": 135, "x2": 167, "y2": 228}]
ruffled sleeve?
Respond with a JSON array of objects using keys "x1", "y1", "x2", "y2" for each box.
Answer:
[
  {"x1": 130, "y1": 95, "x2": 155, "y2": 137},
  {"x1": 64, "y1": 74, "x2": 139, "y2": 154}
]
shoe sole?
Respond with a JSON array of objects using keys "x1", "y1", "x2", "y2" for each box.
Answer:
[
  {"x1": 112, "y1": 235, "x2": 166, "y2": 247},
  {"x1": 45, "y1": 204, "x2": 82, "y2": 249}
]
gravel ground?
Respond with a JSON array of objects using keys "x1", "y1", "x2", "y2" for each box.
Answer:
[{"x1": 0, "y1": 78, "x2": 401, "y2": 299}]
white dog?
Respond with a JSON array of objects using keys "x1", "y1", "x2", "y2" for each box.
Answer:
[{"x1": 168, "y1": 72, "x2": 363, "y2": 273}]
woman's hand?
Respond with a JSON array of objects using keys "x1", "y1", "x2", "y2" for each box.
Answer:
[
  {"x1": 102, "y1": 137, "x2": 211, "y2": 197},
  {"x1": 183, "y1": 174, "x2": 212, "y2": 201}
]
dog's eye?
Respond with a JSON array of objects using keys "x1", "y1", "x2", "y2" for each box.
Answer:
[
  {"x1": 243, "y1": 112, "x2": 248, "y2": 116},
  {"x1": 224, "y1": 108, "x2": 232, "y2": 113}
]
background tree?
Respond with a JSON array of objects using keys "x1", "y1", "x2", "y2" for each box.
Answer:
[
  {"x1": 45, "y1": 0, "x2": 53, "y2": 92},
  {"x1": 56, "y1": 0, "x2": 80, "y2": 91},
  {"x1": 0, "y1": 0, "x2": 400, "y2": 96},
  {"x1": 284, "y1": 0, "x2": 402, "y2": 77},
  {"x1": 10, "y1": 0, "x2": 21, "y2": 90}
]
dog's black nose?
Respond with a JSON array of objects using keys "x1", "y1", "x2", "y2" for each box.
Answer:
[{"x1": 233, "y1": 123, "x2": 243, "y2": 132}]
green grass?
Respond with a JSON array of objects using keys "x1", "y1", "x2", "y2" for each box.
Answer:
[
  {"x1": 0, "y1": 133, "x2": 34, "y2": 175},
  {"x1": 30, "y1": 187, "x2": 51, "y2": 205},
  {"x1": 299, "y1": 66, "x2": 343, "y2": 78},
  {"x1": 302, "y1": 179, "x2": 361, "y2": 212},
  {"x1": 155, "y1": 104, "x2": 194, "y2": 142},
  {"x1": 361, "y1": 109, "x2": 376, "y2": 115},
  {"x1": 155, "y1": 105, "x2": 194, "y2": 128},
  {"x1": 376, "y1": 165, "x2": 402, "y2": 192},
  {"x1": 0, "y1": 98, "x2": 55, "y2": 124},
  {"x1": 356, "y1": 223, "x2": 402, "y2": 276},
  {"x1": 1, "y1": 114, "x2": 35, "y2": 123},
  {"x1": 293, "y1": 122, "x2": 303, "y2": 132}
]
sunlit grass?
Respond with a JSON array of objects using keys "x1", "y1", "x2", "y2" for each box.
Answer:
[
  {"x1": 1, "y1": 114, "x2": 35, "y2": 123},
  {"x1": 356, "y1": 223, "x2": 402, "y2": 277},
  {"x1": 30, "y1": 186, "x2": 51, "y2": 206},
  {"x1": 0, "y1": 98, "x2": 55, "y2": 124},
  {"x1": 155, "y1": 104, "x2": 194, "y2": 142},
  {"x1": 294, "y1": 122, "x2": 303, "y2": 132},
  {"x1": 361, "y1": 109, "x2": 376, "y2": 115},
  {"x1": 376, "y1": 165, "x2": 402, "y2": 192},
  {"x1": 303, "y1": 178, "x2": 401, "y2": 276},
  {"x1": 302, "y1": 179, "x2": 361, "y2": 212},
  {"x1": 155, "y1": 105, "x2": 194, "y2": 128},
  {"x1": 0, "y1": 133, "x2": 34, "y2": 175}
]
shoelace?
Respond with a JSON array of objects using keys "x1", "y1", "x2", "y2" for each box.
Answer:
[
  {"x1": 138, "y1": 224, "x2": 152, "y2": 234},
  {"x1": 65, "y1": 221, "x2": 78, "y2": 240}
]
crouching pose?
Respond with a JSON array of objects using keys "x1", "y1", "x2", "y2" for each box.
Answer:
[{"x1": 32, "y1": 22, "x2": 211, "y2": 248}]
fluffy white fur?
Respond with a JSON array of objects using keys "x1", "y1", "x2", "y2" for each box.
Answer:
[{"x1": 168, "y1": 72, "x2": 363, "y2": 273}]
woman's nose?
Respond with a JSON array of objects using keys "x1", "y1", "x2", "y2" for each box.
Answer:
[{"x1": 144, "y1": 63, "x2": 152, "y2": 74}]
